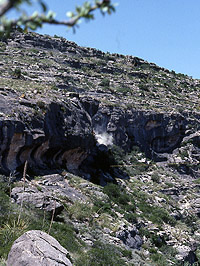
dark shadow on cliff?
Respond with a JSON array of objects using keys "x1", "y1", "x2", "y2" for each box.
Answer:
[{"x1": 79, "y1": 144, "x2": 129, "y2": 186}]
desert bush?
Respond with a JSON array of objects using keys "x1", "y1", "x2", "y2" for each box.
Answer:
[
  {"x1": 151, "y1": 173, "x2": 160, "y2": 183},
  {"x1": 13, "y1": 68, "x2": 21, "y2": 78},
  {"x1": 103, "y1": 183, "x2": 135, "y2": 207},
  {"x1": 93, "y1": 199, "x2": 113, "y2": 215},
  {"x1": 124, "y1": 213, "x2": 138, "y2": 223},
  {"x1": 150, "y1": 252, "x2": 168, "y2": 266},
  {"x1": 76, "y1": 241, "x2": 125, "y2": 266},
  {"x1": 103, "y1": 183, "x2": 121, "y2": 200},
  {"x1": 99, "y1": 78, "x2": 110, "y2": 88},
  {"x1": 0, "y1": 42, "x2": 6, "y2": 52},
  {"x1": 116, "y1": 87, "x2": 132, "y2": 95},
  {"x1": 0, "y1": 217, "x2": 28, "y2": 257},
  {"x1": 68, "y1": 201, "x2": 93, "y2": 222},
  {"x1": 139, "y1": 201, "x2": 176, "y2": 226}
]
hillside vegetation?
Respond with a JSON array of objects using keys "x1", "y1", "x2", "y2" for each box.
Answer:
[{"x1": 0, "y1": 30, "x2": 200, "y2": 265}]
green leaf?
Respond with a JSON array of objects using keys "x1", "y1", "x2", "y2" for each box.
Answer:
[
  {"x1": 101, "y1": 6, "x2": 109, "y2": 13},
  {"x1": 66, "y1": 11, "x2": 74, "y2": 18},
  {"x1": 37, "y1": 0, "x2": 47, "y2": 12},
  {"x1": 76, "y1": 6, "x2": 81, "y2": 14},
  {"x1": 31, "y1": 11, "x2": 38, "y2": 18},
  {"x1": 41, "y1": 3, "x2": 47, "y2": 12},
  {"x1": 26, "y1": 21, "x2": 37, "y2": 30},
  {"x1": 84, "y1": 1, "x2": 91, "y2": 9},
  {"x1": 46, "y1": 10, "x2": 56, "y2": 20}
]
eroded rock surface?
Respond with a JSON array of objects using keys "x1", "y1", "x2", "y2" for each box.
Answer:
[
  {"x1": 116, "y1": 226, "x2": 143, "y2": 250},
  {"x1": 0, "y1": 95, "x2": 196, "y2": 180},
  {"x1": 7, "y1": 230, "x2": 73, "y2": 266},
  {"x1": 0, "y1": 30, "x2": 199, "y2": 182},
  {"x1": 11, "y1": 174, "x2": 86, "y2": 213},
  {"x1": 0, "y1": 99, "x2": 94, "y2": 175},
  {"x1": 0, "y1": 30, "x2": 200, "y2": 266}
]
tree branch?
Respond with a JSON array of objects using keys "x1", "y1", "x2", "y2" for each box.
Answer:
[
  {"x1": 0, "y1": 0, "x2": 115, "y2": 35},
  {"x1": 0, "y1": 0, "x2": 18, "y2": 17}
]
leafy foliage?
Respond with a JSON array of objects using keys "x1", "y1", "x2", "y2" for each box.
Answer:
[
  {"x1": 103, "y1": 183, "x2": 136, "y2": 213},
  {"x1": 0, "y1": 217, "x2": 28, "y2": 258},
  {"x1": 67, "y1": 201, "x2": 93, "y2": 222},
  {"x1": 76, "y1": 241, "x2": 125, "y2": 266},
  {"x1": 99, "y1": 77, "x2": 110, "y2": 88},
  {"x1": 13, "y1": 67, "x2": 21, "y2": 78},
  {"x1": 0, "y1": 0, "x2": 116, "y2": 36}
]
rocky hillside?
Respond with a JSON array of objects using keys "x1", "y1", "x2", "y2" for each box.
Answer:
[{"x1": 0, "y1": 30, "x2": 200, "y2": 265}]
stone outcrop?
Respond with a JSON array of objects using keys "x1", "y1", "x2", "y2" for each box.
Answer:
[
  {"x1": 0, "y1": 30, "x2": 200, "y2": 266},
  {"x1": 7, "y1": 230, "x2": 73, "y2": 266},
  {"x1": 0, "y1": 94, "x2": 197, "y2": 184},
  {"x1": 92, "y1": 105, "x2": 189, "y2": 160},
  {"x1": 0, "y1": 98, "x2": 94, "y2": 175},
  {"x1": 116, "y1": 226, "x2": 143, "y2": 250},
  {"x1": 11, "y1": 174, "x2": 86, "y2": 214},
  {"x1": 0, "y1": 30, "x2": 199, "y2": 183}
]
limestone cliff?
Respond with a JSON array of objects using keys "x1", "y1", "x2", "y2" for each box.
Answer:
[{"x1": 0, "y1": 30, "x2": 200, "y2": 265}]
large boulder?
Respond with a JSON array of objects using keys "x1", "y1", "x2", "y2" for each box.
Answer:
[
  {"x1": 11, "y1": 174, "x2": 86, "y2": 214},
  {"x1": 7, "y1": 230, "x2": 73, "y2": 266},
  {"x1": 116, "y1": 226, "x2": 143, "y2": 250}
]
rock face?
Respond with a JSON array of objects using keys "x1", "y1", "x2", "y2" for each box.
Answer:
[
  {"x1": 11, "y1": 174, "x2": 86, "y2": 214},
  {"x1": 7, "y1": 230, "x2": 73, "y2": 266},
  {"x1": 0, "y1": 95, "x2": 196, "y2": 181},
  {"x1": 116, "y1": 226, "x2": 143, "y2": 250},
  {"x1": 0, "y1": 30, "x2": 200, "y2": 266},
  {"x1": 0, "y1": 99, "x2": 94, "y2": 175},
  {"x1": 92, "y1": 106, "x2": 188, "y2": 160},
  {"x1": 175, "y1": 245, "x2": 198, "y2": 265},
  {"x1": 0, "y1": 30, "x2": 199, "y2": 184}
]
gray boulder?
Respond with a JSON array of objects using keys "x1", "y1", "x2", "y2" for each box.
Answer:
[
  {"x1": 11, "y1": 174, "x2": 86, "y2": 215},
  {"x1": 116, "y1": 226, "x2": 143, "y2": 250},
  {"x1": 7, "y1": 230, "x2": 73, "y2": 266}
]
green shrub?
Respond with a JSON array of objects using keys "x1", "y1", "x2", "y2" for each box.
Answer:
[
  {"x1": 120, "y1": 248, "x2": 132, "y2": 259},
  {"x1": 75, "y1": 241, "x2": 125, "y2": 266},
  {"x1": 150, "y1": 252, "x2": 168, "y2": 266},
  {"x1": 54, "y1": 34, "x2": 60, "y2": 38},
  {"x1": 0, "y1": 199, "x2": 83, "y2": 260},
  {"x1": 108, "y1": 145, "x2": 149, "y2": 176},
  {"x1": 151, "y1": 173, "x2": 160, "y2": 183},
  {"x1": 0, "y1": 217, "x2": 28, "y2": 258},
  {"x1": 124, "y1": 213, "x2": 138, "y2": 223},
  {"x1": 47, "y1": 222, "x2": 83, "y2": 254},
  {"x1": 103, "y1": 183, "x2": 132, "y2": 207},
  {"x1": 93, "y1": 200, "x2": 113, "y2": 215},
  {"x1": 103, "y1": 183, "x2": 121, "y2": 200},
  {"x1": 67, "y1": 202, "x2": 93, "y2": 222},
  {"x1": 0, "y1": 42, "x2": 6, "y2": 52},
  {"x1": 99, "y1": 78, "x2": 110, "y2": 88},
  {"x1": 139, "y1": 201, "x2": 176, "y2": 226},
  {"x1": 159, "y1": 245, "x2": 177, "y2": 264},
  {"x1": 102, "y1": 183, "x2": 137, "y2": 223},
  {"x1": 116, "y1": 87, "x2": 132, "y2": 95},
  {"x1": 139, "y1": 83, "x2": 149, "y2": 92},
  {"x1": 13, "y1": 68, "x2": 21, "y2": 78},
  {"x1": 109, "y1": 145, "x2": 125, "y2": 165},
  {"x1": 124, "y1": 201, "x2": 136, "y2": 212},
  {"x1": 133, "y1": 189, "x2": 176, "y2": 226},
  {"x1": 182, "y1": 214, "x2": 198, "y2": 231},
  {"x1": 118, "y1": 193, "x2": 130, "y2": 205}
]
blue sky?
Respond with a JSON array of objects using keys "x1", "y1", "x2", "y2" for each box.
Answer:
[{"x1": 9, "y1": 0, "x2": 200, "y2": 78}]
